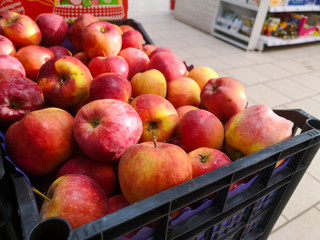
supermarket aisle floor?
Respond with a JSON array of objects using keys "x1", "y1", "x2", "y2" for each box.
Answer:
[{"x1": 128, "y1": 1, "x2": 320, "y2": 239}]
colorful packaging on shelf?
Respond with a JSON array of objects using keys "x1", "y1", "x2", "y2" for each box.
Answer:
[
  {"x1": 305, "y1": 0, "x2": 315, "y2": 5},
  {"x1": 216, "y1": 10, "x2": 237, "y2": 29},
  {"x1": 0, "y1": 0, "x2": 128, "y2": 22},
  {"x1": 288, "y1": 0, "x2": 306, "y2": 5},
  {"x1": 240, "y1": 16, "x2": 255, "y2": 36}
]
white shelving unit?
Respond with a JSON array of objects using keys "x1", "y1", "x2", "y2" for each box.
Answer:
[
  {"x1": 212, "y1": 0, "x2": 270, "y2": 50},
  {"x1": 212, "y1": 0, "x2": 320, "y2": 51}
]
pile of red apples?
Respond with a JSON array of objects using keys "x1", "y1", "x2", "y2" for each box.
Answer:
[{"x1": 0, "y1": 11, "x2": 293, "y2": 232}]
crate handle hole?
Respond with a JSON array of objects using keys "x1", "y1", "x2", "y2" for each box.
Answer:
[
  {"x1": 28, "y1": 217, "x2": 71, "y2": 240},
  {"x1": 307, "y1": 119, "x2": 320, "y2": 130}
]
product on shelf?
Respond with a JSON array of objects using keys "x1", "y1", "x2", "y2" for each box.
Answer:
[
  {"x1": 216, "y1": 10, "x2": 238, "y2": 29},
  {"x1": 288, "y1": 0, "x2": 306, "y2": 5},
  {"x1": 247, "y1": 0, "x2": 261, "y2": 6},
  {"x1": 261, "y1": 12, "x2": 320, "y2": 38},
  {"x1": 240, "y1": 16, "x2": 255, "y2": 36},
  {"x1": 230, "y1": 18, "x2": 243, "y2": 33}
]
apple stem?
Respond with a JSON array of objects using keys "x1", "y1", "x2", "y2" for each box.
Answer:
[
  {"x1": 7, "y1": 11, "x2": 14, "y2": 23},
  {"x1": 128, "y1": 97, "x2": 134, "y2": 104},
  {"x1": 212, "y1": 86, "x2": 218, "y2": 92},
  {"x1": 102, "y1": 51, "x2": 107, "y2": 57},
  {"x1": 199, "y1": 154, "x2": 209, "y2": 164},
  {"x1": 32, "y1": 187, "x2": 51, "y2": 202},
  {"x1": 152, "y1": 136, "x2": 159, "y2": 148}
]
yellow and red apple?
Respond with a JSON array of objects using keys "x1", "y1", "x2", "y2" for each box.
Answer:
[
  {"x1": 40, "y1": 174, "x2": 108, "y2": 229},
  {"x1": 82, "y1": 21, "x2": 122, "y2": 59},
  {"x1": 2, "y1": 13, "x2": 42, "y2": 49},
  {"x1": 0, "y1": 35, "x2": 16, "y2": 56},
  {"x1": 5, "y1": 107, "x2": 77, "y2": 175},
  {"x1": 166, "y1": 77, "x2": 201, "y2": 108},
  {"x1": 15, "y1": 45, "x2": 55, "y2": 81},
  {"x1": 130, "y1": 69, "x2": 167, "y2": 98},
  {"x1": 224, "y1": 104, "x2": 292, "y2": 164},
  {"x1": 118, "y1": 140, "x2": 193, "y2": 204},
  {"x1": 37, "y1": 56, "x2": 93, "y2": 108},
  {"x1": 188, "y1": 147, "x2": 232, "y2": 178},
  {"x1": 188, "y1": 66, "x2": 219, "y2": 89},
  {"x1": 130, "y1": 94, "x2": 179, "y2": 142}
]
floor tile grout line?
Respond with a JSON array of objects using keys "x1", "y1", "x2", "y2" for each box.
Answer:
[
  {"x1": 305, "y1": 171, "x2": 320, "y2": 184},
  {"x1": 266, "y1": 83, "x2": 320, "y2": 103},
  {"x1": 271, "y1": 94, "x2": 320, "y2": 111},
  {"x1": 272, "y1": 202, "x2": 320, "y2": 235}
]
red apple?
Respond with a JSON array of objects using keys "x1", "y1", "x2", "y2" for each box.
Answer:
[
  {"x1": 49, "y1": 46, "x2": 72, "y2": 58},
  {"x1": 40, "y1": 174, "x2": 108, "y2": 229},
  {"x1": 121, "y1": 29, "x2": 144, "y2": 49},
  {"x1": 73, "y1": 51, "x2": 91, "y2": 66},
  {"x1": 130, "y1": 94, "x2": 179, "y2": 142},
  {"x1": 138, "y1": 44, "x2": 157, "y2": 57},
  {"x1": 149, "y1": 47, "x2": 174, "y2": 59},
  {"x1": 0, "y1": 35, "x2": 16, "y2": 56},
  {"x1": 147, "y1": 52, "x2": 187, "y2": 83},
  {"x1": 37, "y1": 56, "x2": 93, "y2": 108},
  {"x1": 224, "y1": 104, "x2": 292, "y2": 163},
  {"x1": 57, "y1": 154, "x2": 117, "y2": 197},
  {"x1": 89, "y1": 73, "x2": 132, "y2": 103},
  {"x1": 0, "y1": 54, "x2": 26, "y2": 81},
  {"x1": 176, "y1": 105, "x2": 199, "y2": 120},
  {"x1": 118, "y1": 140, "x2": 193, "y2": 203},
  {"x1": 15, "y1": 45, "x2": 55, "y2": 81},
  {"x1": 35, "y1": 13, "x2": 68, "y2": 47},
  {"x1": 88, "y1": 55, "x2": 129, "y2": 78},
  {"x1": 4, "y1": 56, "x2": 27, "y2": 77},
  {"x1": 118, "y1": 47, "x2": 150, "y2": 80},
  {"x1": 201, "y1": 77, "x2": 248, "y2": 123},
  {"x1": 108, "y1": 194, "x2": 130, "y2": 214},
  {"x1": 2, "y1": 13, "x2": 42, "y2": 49},
  {"x1": 0, "y1": 76, "x2": 44, "y2": 129},
  {"x1": 5, "y1": 107, "x2": 77, "y2": 175},
  {"x1": 108, "y1": 193, "x2": 147, "y2": 238},
  {"x1": 119, "y1": 24, "x2": 134, "y2": 34},
  {"x1": 73, "y1": 99, "x2": 143, "y2": 164},
  {"x1": 82, "y1": 21, "x2": 122, "y2": 59},
  {"x1": 68, "y1": 13, "x2": 98, "y2": 51},
  {"x1": 188, "y1": 147, "x2": 232, "y2": 178},
  {"x1": 178, "y1": 109, "x2": 224, "y2": 152},
  {"x1": 166, "y1": 77, "x2": 201, "y2": 108}
]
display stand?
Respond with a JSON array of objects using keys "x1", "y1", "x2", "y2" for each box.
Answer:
[{"x1": 174, "y1": 0, "x2": 320, "y2": 51}]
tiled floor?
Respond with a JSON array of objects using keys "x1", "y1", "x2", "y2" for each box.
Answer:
[{"x1": 128, "y1": 1, "x2": 320, "y2": 239}]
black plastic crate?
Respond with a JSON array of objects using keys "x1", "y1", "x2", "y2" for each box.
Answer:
[
  {"x1": 1, "y1": 109, "x2": 320, "y2": 240},
  {"x1": 1, "y1": 19, "x2": 320, "y2": 240}
]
